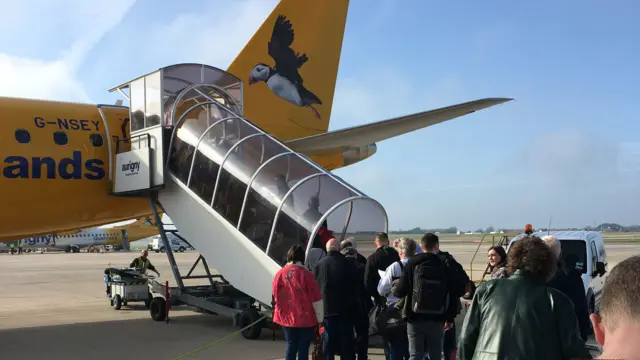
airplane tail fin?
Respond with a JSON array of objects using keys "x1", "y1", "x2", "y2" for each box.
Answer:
[{"x1": 227, "y1": 0, "x2": 350, "y2": 141}]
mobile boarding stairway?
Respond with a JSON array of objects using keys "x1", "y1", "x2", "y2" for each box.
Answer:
[{"x1": 106, "y1": 63, "x2": 388, "y2": 338}]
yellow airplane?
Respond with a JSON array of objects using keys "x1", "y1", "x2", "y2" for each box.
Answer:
[{"x1": 0, "y1": 0, "x2": 511, "y2": 242}]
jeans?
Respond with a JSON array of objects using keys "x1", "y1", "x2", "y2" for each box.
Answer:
[
  {"x1": 387, "y1": 331, "x2": 410, "y2": 360},
  {"x1": 383, "y1": 339, "x2": 390, "y2": 360},
  {"x1": 283, "y1": 326, "x2": 316, "y2": 360},
  {"x1": 323, "y1": 315, "x2": 354, "y2": 360},
  {"x1": 442, "y1": 323, "x2": 456, "y2": 360},
  {"x1": 407, "y1": 319, "x2": 444, "y2": 360}
]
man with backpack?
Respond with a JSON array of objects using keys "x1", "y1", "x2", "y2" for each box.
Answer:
[{"x1": 392, "y1": 233, "x2": 470, "y2": 360}]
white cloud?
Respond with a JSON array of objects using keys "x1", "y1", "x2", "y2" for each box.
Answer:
[
  {"x1": 0, "y1": 0, "x2": 136, "y2": 102},
  {"x1": 143, "y1": 0, "x2": 278, "y2": 68},
  {"x1": 89, "y1": 0, "x2": 279, "y2": 78},
  {"x1": 0, "y1": 55, "x2": 89, "y2": 102}
]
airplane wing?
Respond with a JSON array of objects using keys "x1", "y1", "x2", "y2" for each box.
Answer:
[{"x1": 285, "y1": 98, "x2": 512, "y2": 155}]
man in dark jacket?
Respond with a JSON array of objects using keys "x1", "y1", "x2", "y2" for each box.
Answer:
[
  {"x1": 393, "y1": 233, "x2": 468, "y2": 360},
  {"x1": 437, "y1": 249, "x2": 467, "y2": 360},
  {"x1": 342, "y1": 245, "x2": 370, "y2": 360},
  {"x1": 314, "y1": 238, "x2": 357, "y2": 359},
  {"x1": 542, "y1": 235, "x2": 592, "y2": 341},
  {"x1": 364, "y1": 232, "x2": 400, "y2": 306},
  {"x1": 458, "y1": 236, "x2": 591, "y2": 360},
  {"x1": 341, "y1": 238, "x2": 367, "y2": 266}
]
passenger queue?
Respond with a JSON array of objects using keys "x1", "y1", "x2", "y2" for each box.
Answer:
[{"x1": 270, "y1": 231, "x2": 640, "y2": 360}]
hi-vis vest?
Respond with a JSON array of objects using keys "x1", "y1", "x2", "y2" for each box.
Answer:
[{"x1": 133, "y1": 257, "x2": 151, "y2": 271}]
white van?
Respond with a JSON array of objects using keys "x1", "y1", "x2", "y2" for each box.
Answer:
[
  {"x1": 149, "y1": 234, "x2": 190, "y2": 253},
  {"x1": 507, "y1": 231, "x2": 608, "y2": 314}
]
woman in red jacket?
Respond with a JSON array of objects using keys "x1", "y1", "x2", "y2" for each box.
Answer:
[{"x1": 272, "y1": 244, "x2": 324, "y2": 360}]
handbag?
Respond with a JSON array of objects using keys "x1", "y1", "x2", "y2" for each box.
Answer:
[
  {"x1": 312, "y1": 325, "x2": 323, "y2": 360},
  {"x1": 368, "y1": 303, "x2": 385, "y2": 336},
  {"x1": 376, "y1": 304, "x2": 407, "y2": 337}
]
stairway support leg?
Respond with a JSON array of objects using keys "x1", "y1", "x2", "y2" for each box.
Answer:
[{"x1": 149, "y1": 197, "x2": 184, "y2": 290}]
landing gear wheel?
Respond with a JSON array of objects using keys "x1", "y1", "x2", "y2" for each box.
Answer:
[
  {"x1": 239, "y1": 308, "x2": 262, "y2": 340},
  {"x1": 150, "y1": 297, "x2": 167, "y2": 321},
  {"x1": 113, "y1": 295, "x2": 122, "y2": 310}
]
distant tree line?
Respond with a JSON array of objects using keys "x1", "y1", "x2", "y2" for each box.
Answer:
[
  {"x1": 393, "y1": 227, "x2": 459, "y2": 234},
  {"x1": 391, "y1": 223, "x2": 640, "y2": 234},
  {"x1": 590, "y1": 223, "x2": 640, "y2": 232}
]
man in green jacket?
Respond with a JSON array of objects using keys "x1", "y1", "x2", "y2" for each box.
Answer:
[{"x1": 457, "y1": 236, "x2": 592, "y2": 360}]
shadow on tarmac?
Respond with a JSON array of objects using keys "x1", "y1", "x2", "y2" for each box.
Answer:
[{"x1": 0, "y1": 309, "x2": 285, "y2": 360}]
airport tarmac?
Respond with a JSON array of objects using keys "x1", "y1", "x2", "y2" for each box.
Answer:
[{"x1": 1, "y1": 238, "x2": 635, "y2": 359}]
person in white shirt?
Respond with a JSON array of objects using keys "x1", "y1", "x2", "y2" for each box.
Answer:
[
  {"x1": 378, "y1": 237, "x2": 417, "y2": 360},
  {"x1": 379, "y1": 237, "x2": 417, "y2": 305}
]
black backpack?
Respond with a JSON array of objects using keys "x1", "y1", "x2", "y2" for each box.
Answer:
[
  {"x1": 438, "y1": 252, "x2": 470, "y2": 298},
  {"x1": 411, "y1": 255, "x2": 450, "y2": 315}
]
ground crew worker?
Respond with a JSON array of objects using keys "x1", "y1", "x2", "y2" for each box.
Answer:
[
  {"x1": 9, "y1": 243, "x2": 14, "y2": 255},
  {"x1": 18, "y1": 241, "x2": 23, "y2": 254},
  {"x1": 130, "y1": 249, "x2": 160, "y2": 276}
]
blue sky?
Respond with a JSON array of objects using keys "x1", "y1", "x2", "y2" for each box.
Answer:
[{"x1": 1, "y1": 0, "x2": 638, "y2": 230}]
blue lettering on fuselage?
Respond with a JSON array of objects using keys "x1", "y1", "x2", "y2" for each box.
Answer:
[
  {"x1": 11, "y1": 234, "x2": 58, "y2": 247},
  {"x1": 25, "y1": 234, "x2": 58, "y2": 246},
  {"x1": 2, "y1": 151, "x2": 105, "y2": 180}
]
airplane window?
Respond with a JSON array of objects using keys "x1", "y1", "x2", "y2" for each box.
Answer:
[
  {"x1": 14, "y1": 129, "x2": 30, "y2": 144},
  {"x1": 90, "y1": 133, "x2": 104, "y2": 147},
  {"x1": 53, "y1": 131, "x2": 68, "y2": 146}
]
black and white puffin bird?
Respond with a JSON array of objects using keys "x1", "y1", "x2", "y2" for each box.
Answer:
[{"x1": 248, "y1": 14, "x2": 323, "y2": 119}]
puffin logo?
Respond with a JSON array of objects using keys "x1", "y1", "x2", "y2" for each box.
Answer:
[
  {"x1": 121, "y1": 161, "x2": 140, "y2": 176},
  {"x1": 248, "y1": 14, "x2": 323, "y2": 119}
]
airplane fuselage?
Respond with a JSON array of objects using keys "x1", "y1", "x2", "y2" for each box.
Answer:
[
  {"x1": 1, "y1": 228, "x2": 124, "y2": 251},
  {"x1": 0, "y1": 97, "x2": 152, "y2": 241},
  {"x1": 0, "y1": 97, "x2": 339, "y2": 242}
]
